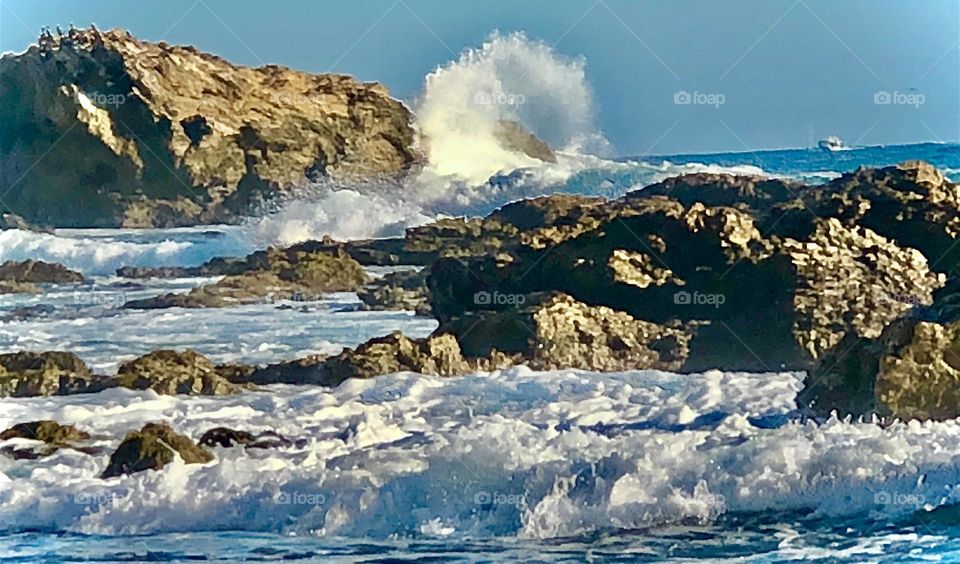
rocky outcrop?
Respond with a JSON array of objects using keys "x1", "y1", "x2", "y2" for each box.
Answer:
[
  {"x1": 358, "y1": 269, "x2": 432, "y2": 315},
  {"x1": 0, "y1": 260, "x2": 85, "y2": 284},
  {"x1": 101, "y1": 422, "x2": 213, "y2": 478},
  {"x1": 0, "y1": 28, "x2": 418, "y2": 227},
  {"x1": 113, "y1": 350, "x2": 246, "y2": 395},
  {"x1": 124, "y1": 246, "x2": 368, "y2": 309},
  {"x1": 0, "y1": 351, "x2": 98, "y2": 397},
  {"x1": 236, "y1": 333, "x2": 472, "y2": 387},
  {"x1": 439, "y1": 293, "x2": 692, "y2": 372},
  {"x1": 323, "y1": 332, "x2": 470, "y2": 384}
]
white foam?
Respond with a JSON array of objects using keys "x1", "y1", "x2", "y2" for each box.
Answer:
[
  {"x1": 2, "y1": 368, "x2": 958, "y2": 539},
  {"x1": 0, "y1": 227, "x2": 253, "y2": 276},
  {"x1": 415, "y1": 31, "x2": 609, "y2": 185}
]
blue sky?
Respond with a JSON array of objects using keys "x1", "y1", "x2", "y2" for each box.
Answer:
[{"x1": 2, "y1": 0, "x2": 958, "y2": 156}]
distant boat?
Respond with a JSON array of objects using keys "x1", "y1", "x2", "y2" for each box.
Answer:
[{"x1": 817, "y1": 136, "x2": 848, "y2": 152}]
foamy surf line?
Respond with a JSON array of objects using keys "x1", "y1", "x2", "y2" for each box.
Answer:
[
  {"x1": 1, "y1": 367, "x2": 957, "y2": 539},
  {"x1": 0, "y1": 227, "x2": 254, "y2": 276}
]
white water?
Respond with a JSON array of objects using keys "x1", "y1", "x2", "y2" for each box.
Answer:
[{"x1": 1, "y1": 367, "x2": 958, "y2": 539}]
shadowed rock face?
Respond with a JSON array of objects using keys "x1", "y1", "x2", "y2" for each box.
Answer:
[{"x1": 0, "y1": 28, "x2": 419, "y2": 227}]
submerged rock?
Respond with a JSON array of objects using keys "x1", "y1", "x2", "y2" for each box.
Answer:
[
  {"x1": 112, "y1": 350, "x2": 246, "y2": 395},
  {"x1": 199, "y1": 427, "x2": 297, "y2": 449},
  {"x1": 0, "y1": 351, "x2": 96, "y2": 397},
  {"x1": 101, "y1": 423, "x2": 213, "y2": 478},
  {"x1": 0, "y1": 28, "x2": 418, "y2": 227}
]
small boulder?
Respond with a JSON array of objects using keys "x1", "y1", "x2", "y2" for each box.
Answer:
[{"x1": 101, "y1": 422, "x2": 213, "y2": 478}]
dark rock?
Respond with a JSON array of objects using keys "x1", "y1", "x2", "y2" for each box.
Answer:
[
  {"x1": 101, "y1": 422, "x2": 213, "y2": 478},
  {"x1": 198, "y1": 427, "x2": 295, "y2": 449},
  {"x1": 323, "y1": 332, "x2": 471, "y2": 385},
  {"x1": 0, "y1": 260, "x2": 85, "y2": 284},
  {"x1": 240, "y1": 354, "x2": 328, "y2": 385}
]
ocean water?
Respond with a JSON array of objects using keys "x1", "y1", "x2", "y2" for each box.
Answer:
[{"x1": 3, "y1": 141, "x2": 960, "y2": 562}]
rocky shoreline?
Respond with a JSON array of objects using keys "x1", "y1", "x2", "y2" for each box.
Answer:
[{"x1": 4, "y1": 161, "x2": 960, "y2": 480}]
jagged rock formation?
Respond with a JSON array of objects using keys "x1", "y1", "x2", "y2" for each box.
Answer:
[
  {"x1": 101, "y1": 422, "x2": 213, "y2": 478},
  {"x1": 0, "y1": 28, "x2": 419, "y2": 227}
]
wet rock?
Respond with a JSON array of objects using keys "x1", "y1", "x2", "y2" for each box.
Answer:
[
  {"x1": 0, "y1": 260, "x2": 85, "y2": 284},
  {"x1": 358, "y1": 269, "x2": 432, "y2": 315},
  {"x1": 112, "y1": 350, "x2": 247, "y2": 395},
  {"x1": 198, "y1": 427, "x2": 296, "y2": 449},
  {"x1": 0, "y1": 28, "x2": 418, "y2": 227},
  {"x1": 241, "y1": 354, "x2": 328, "y2": 385},
  {"x1": 101, "y1": 423, "x2": 213, "y2": 478},
  {"x1": 0, "y1": 351, "x2": 96, "y2": 397}
]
